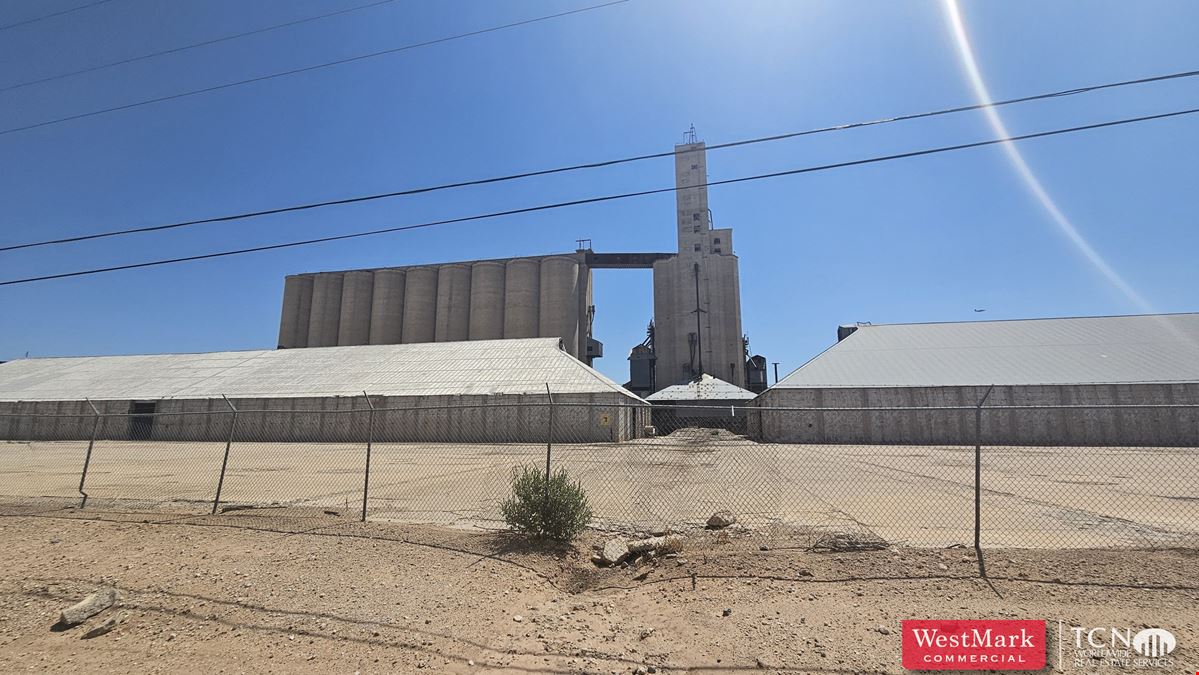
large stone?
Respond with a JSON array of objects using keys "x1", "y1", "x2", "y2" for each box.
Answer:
[
  {"x1": 599, "y1": 539, "x2": 629, "y2": 566},
  {"x1": 58, "y1": 587, "x2": 117, "y2": 627},
  {"x1": 706, "y1": 511, "x2": 737, "y2": 529}
]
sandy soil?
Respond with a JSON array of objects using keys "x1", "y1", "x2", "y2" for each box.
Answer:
[
  {"x1": 3, "y1": 434, "x2": 1197, "y2": 549},
  {"x1": 0, "y1": 511, "x2": 1196, "y2": 674}
]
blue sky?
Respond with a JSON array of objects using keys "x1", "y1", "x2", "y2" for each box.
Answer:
[{"x1": 1, "y1": 0, "x2": 1196, "y2": 385}]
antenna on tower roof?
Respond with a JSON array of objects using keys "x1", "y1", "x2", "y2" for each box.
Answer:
[{"x1": 683, "y1": 123, "x2": 698, "y2": 144}]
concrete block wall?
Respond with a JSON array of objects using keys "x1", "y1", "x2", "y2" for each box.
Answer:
[
  {"x1": 0, "y1": 394, "x2": 650, "y2": 444},
  {"x1": 750, "y1": 383, "x2": 1199, "y2": 446},
  {"x1": 0, "y1": 399, "x2": 138, "y2": 441}
]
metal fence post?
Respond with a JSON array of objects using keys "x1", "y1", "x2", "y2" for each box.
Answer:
[
  {"x1": 78, "y1": 398, "x2": 100, "y2": 508},
  {"x1": 974, "y1": 384, "x2": 995, "y2": 578},
  {"x1": 211, "y1": 395, "x2": 239, "y2": 515},
  {"x1": 543, "y1": 383, "x2": 554, "y2": 526},
  {"x1": 361, "y1": 391, "x2": 375, "y2": 522}
]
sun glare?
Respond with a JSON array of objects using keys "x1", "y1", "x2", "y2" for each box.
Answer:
[{"x1": 942, "y1": 0, "x2": 1154, "y2": 313}]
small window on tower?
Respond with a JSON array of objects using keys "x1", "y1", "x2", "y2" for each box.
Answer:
[
  {"x1": 692, "y1": 213, "x2": 700, "y2": 221},
  {"x1": 694, "y1": 243, "x2": 701, "y2": 252},
  {"x1": 713, "y1": 247, "x2": 722, "y2": 254},
  {"x1": 690, "y1": 163, "x2": 698, "y2": 170},
  {"x1": 713, "y1": 237, "x2": 721, "y2": 244},
  {"x1": 693, "y1": 224, "x2": 700, "y2": 233}
]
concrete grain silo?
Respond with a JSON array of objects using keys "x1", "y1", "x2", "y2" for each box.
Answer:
[
  {"x1": 277, "y1": 274, "x2": 313, "y2": 348},
  {"x1": 468, "y1": 261, "x2": 505, "y2": 340},
  {"x1": 277, "y1": 251, "x2": 602, "y2": 364},
  {"x1": 306, "y1": 273, "x2": 344, "y2": 347},
  {"x1": 337, "y1": 270, "x2": 374, "y2": 346},
  {"x1": 503, "y1": 258, "x2": 540, "y2": 339},
  {"x1": 434, "y1": 264, "x2": 471, "y2": 342},
  {"x1": 368, "y1": 269, "x2": 405, "y2": 345},
  {"x1": 274, "y1": 133, "x2": 756, "y2": 382},
  {"x1": 400, "y1": 267, "x2": 438, "y2": 344},
  {"x1": 539, "y1": 256, "x2": 580, "y2": 357}
]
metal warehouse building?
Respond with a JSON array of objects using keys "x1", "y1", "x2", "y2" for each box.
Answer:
[
  {"x1": 753, "y1": 313, "x2": 1199, "y2": 446},
  {"x1": 645, "y1": 374, "x2": 757, "y2": 433},
  {"x1": 0, "y1": 338, "x2": 649, "y2": 443}
]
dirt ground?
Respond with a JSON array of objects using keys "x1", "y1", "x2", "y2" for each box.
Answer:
[
  {"x1": 3, "y1": 434, "x2": 1197, "y2": 549},
  {"x1": 0, "y1": 510, "x2": 1196, "y2": 674}
]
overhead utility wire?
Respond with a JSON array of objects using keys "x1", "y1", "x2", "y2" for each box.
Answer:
[
  {"x1": 1, "y1": 0, "x2": 403, "y2": 93},
  {"x1": 0, "y1": 0, "x2": 117, "y2": 31},
  {"x1": 2, "y1": 107, "x2": 1194, "y2": 287},
  {"x1": 0, "y1": 0, "x2": 629, "y2": 137},
  {"x1": 3, "y1": 67, "x2": 1197, "y2": 254}
]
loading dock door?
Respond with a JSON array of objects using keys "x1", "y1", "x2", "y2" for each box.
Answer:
[{"x1": 129, "y1": 401, "x2": 156, "y2": 440}]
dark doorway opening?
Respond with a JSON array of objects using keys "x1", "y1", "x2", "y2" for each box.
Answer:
[{"x1": 129, "y1": 401, "x2": 156, "y2": 440}]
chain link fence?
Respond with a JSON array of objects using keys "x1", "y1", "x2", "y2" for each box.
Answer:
[{"x1": 1, "y1": 399, "x2": 1196, "y2": 556}]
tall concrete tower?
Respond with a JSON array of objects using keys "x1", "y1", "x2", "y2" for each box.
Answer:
[{"x1": 651, "y1": 131, "x2": 745, "y2": 389}]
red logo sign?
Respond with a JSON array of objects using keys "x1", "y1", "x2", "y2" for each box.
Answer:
[{"x1": 901, "y1": 620, "x2": 1046, "y2": 670}]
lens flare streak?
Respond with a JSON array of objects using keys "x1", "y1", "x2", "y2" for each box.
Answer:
[{"x1": 941, "y1": 0, "x2": 1154, "y2": 312}]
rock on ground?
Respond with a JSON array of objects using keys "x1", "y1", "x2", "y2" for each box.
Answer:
[
  {"x1": 82, "y1": 611, "x2": 128, "y2": 639},
  {"x1": 600, "y1": 538, "x2": 629, "y2": 565},
  {"x1": 58, "y1": 587, "x2": 118, "y2": 627},
  {"x1": 627, "y1": 535, "x2": 684, "y2": 554},
  {"x1": 706, "y1": 511, "x2": 737, "y2": 529}
]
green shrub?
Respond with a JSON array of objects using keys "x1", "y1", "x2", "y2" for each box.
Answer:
[{"x1": 500, "y1": 464, "x2": 592, "y2": 541}]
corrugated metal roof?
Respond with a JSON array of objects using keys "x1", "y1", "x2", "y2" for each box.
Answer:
[
  {"x1": 646, "y1": 374, "x2": 757, "y2": 401},
  {"x1": 0, "y1": 338, "x2": 644, "y2": 401},
  {"x1": 776, "y1": 313, "x2": 1199, "y2": 388}
]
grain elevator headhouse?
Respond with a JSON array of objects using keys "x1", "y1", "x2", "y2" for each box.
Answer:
[
  {"x1": 650, "y1": 129, "x2": 745, "y2": 390},
  {"x1": 275, "y1": 127, "x2": 751, "y2": 396}
]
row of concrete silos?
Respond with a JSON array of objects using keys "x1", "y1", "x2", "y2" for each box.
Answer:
[{"x1": 277, "y1": 256, "x2": 583, "y2": 356}]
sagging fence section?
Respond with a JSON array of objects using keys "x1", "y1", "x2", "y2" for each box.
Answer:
[{"x1": 0, "y1": 398, "x2": 1196, "y2": 551}]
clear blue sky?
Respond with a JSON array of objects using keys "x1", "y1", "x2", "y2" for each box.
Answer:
[{"x1": 1, "y1": 0, "x2": 1196, "y2": 385}]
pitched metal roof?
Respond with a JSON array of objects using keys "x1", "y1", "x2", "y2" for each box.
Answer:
[
  {"x1": 0, "y1": 338, "x2": 644, "y2": 401},
  {"x1": 646, "y1": 374, "x2": 758, "y2": 401},
  {"x1": 776, "y1": 313, "x2": 1199, "y2": 388}
]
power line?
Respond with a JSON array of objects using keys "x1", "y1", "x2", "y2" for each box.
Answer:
[
  {"x1": 2, "y1": 66, "x2": 1197, "y2": 254},
  {"x1": 0, "y1": 0, "x2": 629, "y2": 137},
  {"x1": 3, "y1": 106, "x2": 1194, "y2": 287},
  {"x1": 0, "y1": 0, "x2": 403, "y2": 93},
  {"x1": 0, "y1": 0, "x2": 117, "y2": 32}
]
